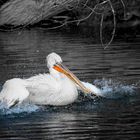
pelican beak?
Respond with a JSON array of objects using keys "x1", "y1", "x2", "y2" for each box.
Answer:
[{"x1": 53, "y1": 63, "x2": 93, "y2": 94}]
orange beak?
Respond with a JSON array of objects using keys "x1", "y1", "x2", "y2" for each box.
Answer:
[{"x1": 53, "y1": 63, "x2": 93, "y2": 94}]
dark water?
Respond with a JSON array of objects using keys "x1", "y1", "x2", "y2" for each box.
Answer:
[{"x1": 0, "y1": 27, "x2": 140, "y2": 139}]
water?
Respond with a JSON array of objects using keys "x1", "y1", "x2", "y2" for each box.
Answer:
[{"x1": 0, "y1": 27, "x2": 140, "y2": 139}]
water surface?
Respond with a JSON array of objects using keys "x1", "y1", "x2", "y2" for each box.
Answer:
[{"x1": 0, "y1": 27, "x2": 140, "y2": 139}]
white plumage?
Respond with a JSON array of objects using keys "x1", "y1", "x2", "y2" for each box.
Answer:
[{"x1": 0, "y1": 53, "x2": 102, "y2": 108}]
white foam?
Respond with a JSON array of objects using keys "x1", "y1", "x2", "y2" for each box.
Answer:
[
  {"x1": 93, "y1": 79, "x2": 136, "y2": 99},
  {"x1": 0, "y1": 102, "x2": 39, "y2": 115},
  {"x1": 82, "y1": 81, "x2": 103, "y2": 96}
]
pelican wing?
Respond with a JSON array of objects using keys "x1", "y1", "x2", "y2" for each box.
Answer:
[
  {"x1": 0, "y1": 79, "x2": 29, "y2": 108},
  {"x1": 26, "y1": 74, "x2": 61, "y2": 105}
]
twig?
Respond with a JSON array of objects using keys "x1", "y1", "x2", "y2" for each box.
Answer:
[
  {"x1": 99, "y1": 0, "x2": 116, "y2": 49},
  {"x1": 120, "y1": 0, "x2": 126, "y2": 19},
  {"x1": 46, "y1": 3, "x2": 95, "y2": 30}
]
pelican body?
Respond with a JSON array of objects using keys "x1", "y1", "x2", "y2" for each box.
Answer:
[{"x1": 0, "y1": 53, "x2": 101, "y2": 108}]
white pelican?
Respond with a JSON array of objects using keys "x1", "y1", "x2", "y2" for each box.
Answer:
[{"x1": 0, "y1": 53, "x2": 102, "y2": 108}]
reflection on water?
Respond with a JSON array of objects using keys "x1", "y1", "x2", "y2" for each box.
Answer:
[{"x1": 0, "y1": 27, "x2": 140, "y2": 139}]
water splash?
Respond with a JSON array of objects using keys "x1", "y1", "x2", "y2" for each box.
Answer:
[
  {"x1": 0, "y1": 79, "x2": 138, "y2": 115},
  {"x1": 0, "y1": 102, "x2": 39, "y2": 115},
  {"x1": 93, "y1": 79, "x2": 137, "y2": 99}
]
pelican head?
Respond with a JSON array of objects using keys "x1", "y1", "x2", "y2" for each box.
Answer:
[
  {"x1": 47, "y1": 52, "x2": 62, "y2": 69},
  {"x1": 46, "y1": 52, "x2": 92, "y2": 94}
]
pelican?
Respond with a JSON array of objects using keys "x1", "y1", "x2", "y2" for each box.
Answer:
[{"x1": 0, "y1": 53, "x2": 102, "y2": 108}]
